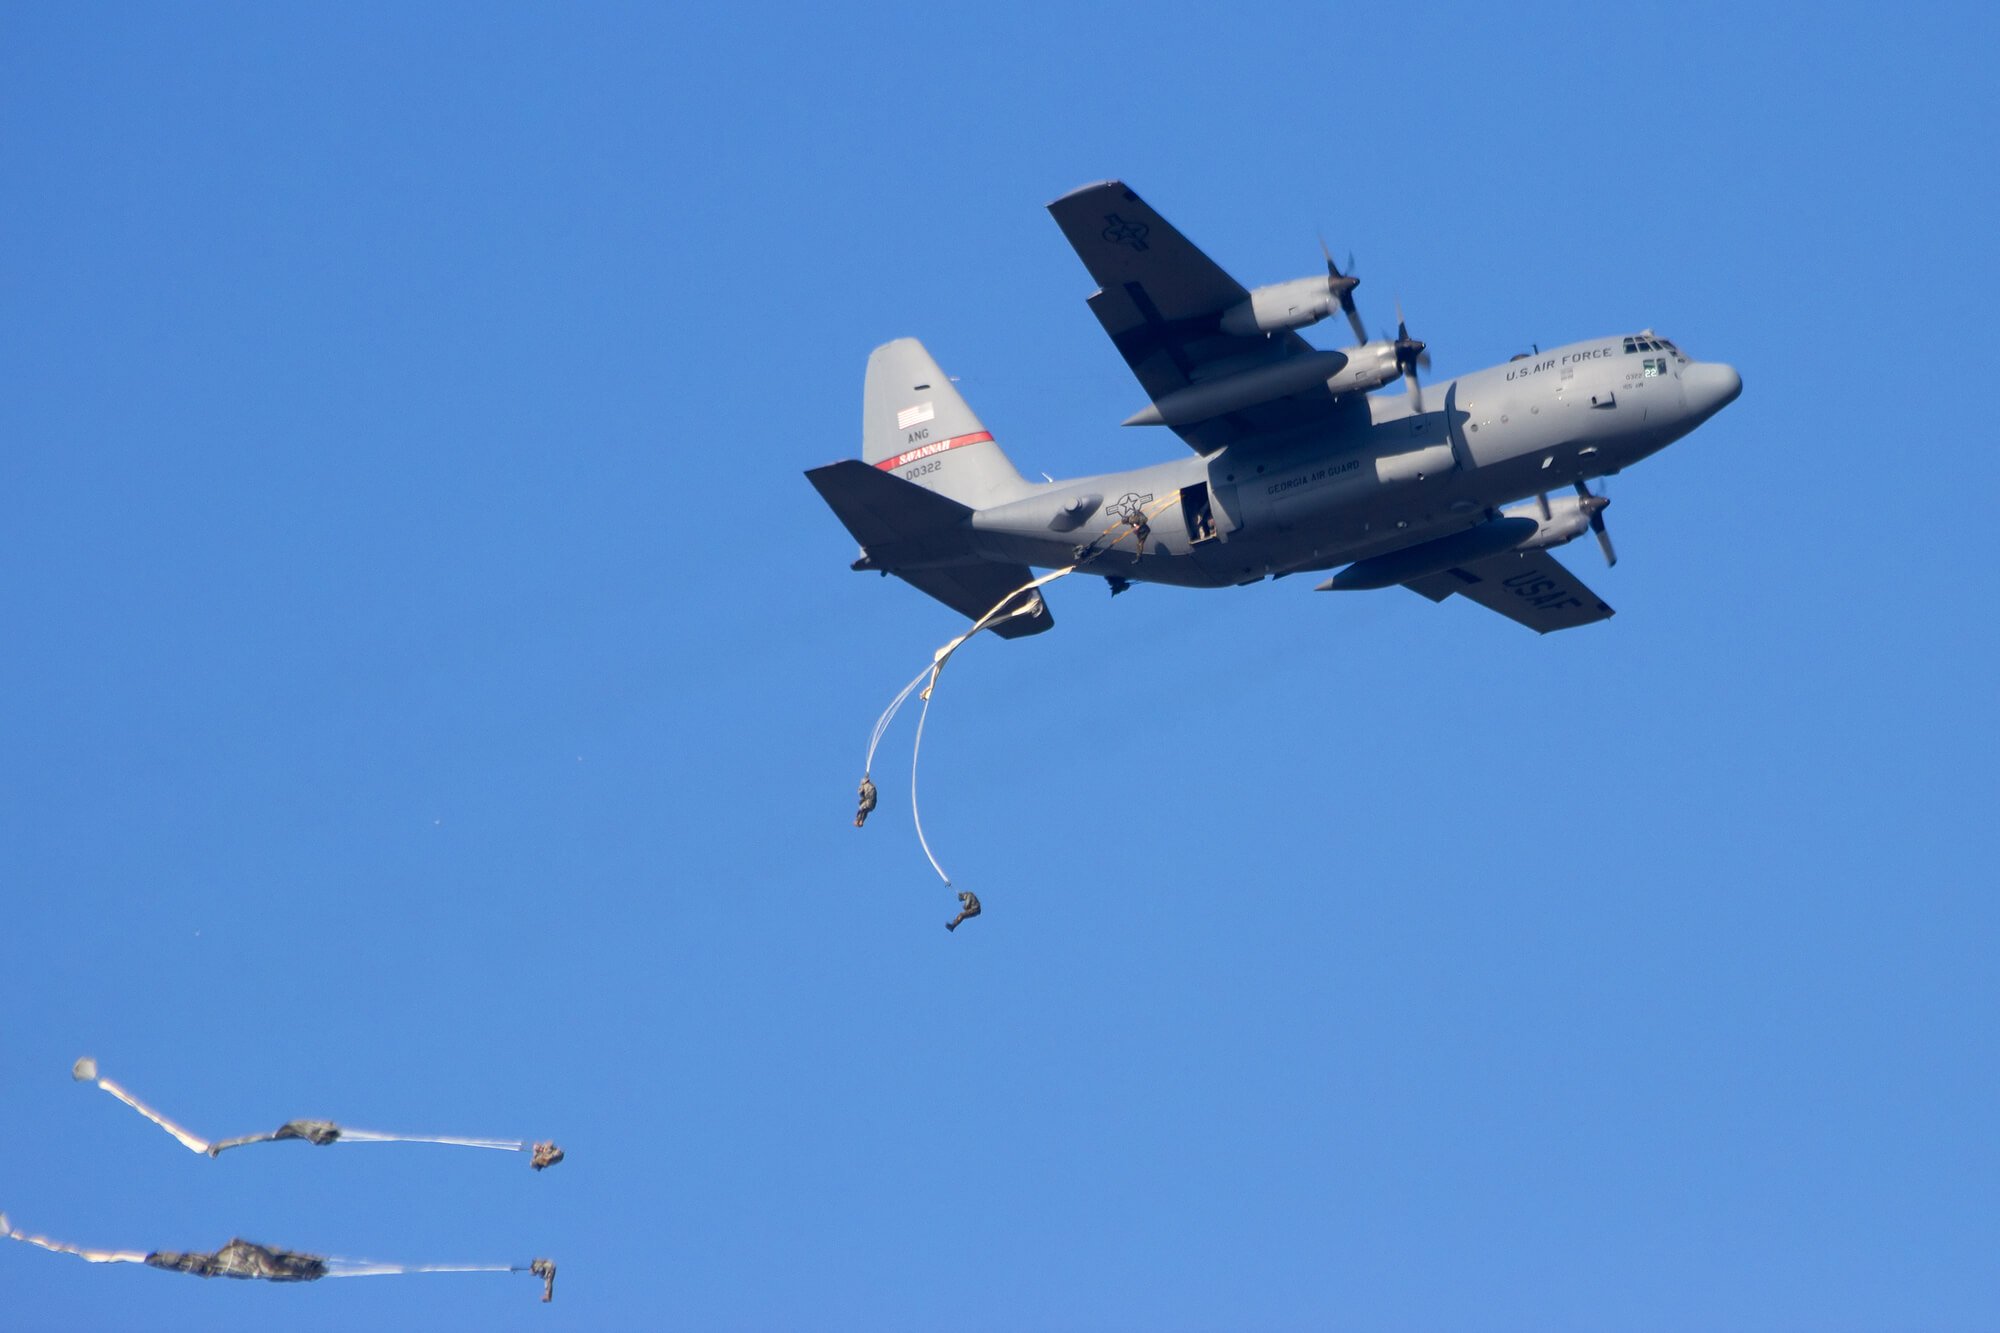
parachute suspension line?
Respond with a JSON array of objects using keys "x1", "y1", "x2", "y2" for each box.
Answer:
[
  {"x1": 323, "y1": 1259, "x2": 531, "y2": 1277},
  {"x1": 323, "y1": 1257, "x2": 558, "y2": 1304},
  {"x1": 332, "y1": 1130, "x2": 525, "y2": 1151}
]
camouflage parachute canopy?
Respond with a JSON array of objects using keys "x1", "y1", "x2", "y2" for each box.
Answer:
[
  {"x1": 273, "y1": 1119, "x2": 342, "y2": 1146},
  {"x1": 209, "y1": 1120, "x2": 343, "y2": 1155},
  {"x1": 146, "y1": 1239, "x2": 328, "y2": 1282}
]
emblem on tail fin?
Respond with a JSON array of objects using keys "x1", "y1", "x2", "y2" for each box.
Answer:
[{"x1": 1099, "y1": 214, "x2": 1150, "y2": 251}]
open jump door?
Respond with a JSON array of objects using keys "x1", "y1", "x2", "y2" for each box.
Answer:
[{"x1": 1181, "y1": 482, "x2": 1218, "y2": 544}]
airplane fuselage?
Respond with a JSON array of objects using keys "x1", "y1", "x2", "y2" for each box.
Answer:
[{"x1": 944, "y1": 334, "x2": 1740, "y2": 589}]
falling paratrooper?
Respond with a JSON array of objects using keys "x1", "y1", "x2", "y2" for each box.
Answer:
[
  {"x1": 70, "y1": 1057, "x2": 563, "y2": 1170},
  {"x1": 945, "y1": 891, "x2": 981, "y2": 933}
]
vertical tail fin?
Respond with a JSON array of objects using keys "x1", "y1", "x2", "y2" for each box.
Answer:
[{"x1": 863, "y1": 338, "x2": 1035, "y2": 509}]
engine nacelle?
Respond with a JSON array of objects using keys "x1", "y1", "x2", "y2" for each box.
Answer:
[
  {"x1": 1320, "y1": 494, "x2": 1608, "y2": 592},
  {"x1": 1324, "y1": 342, "x2": 1401, "y2": 397},
  {"x1": 1123, "y1": 343, "x2": 1402, "y2": 427},
  {"x1": 1219, "y1": 275, "x2": 1340, "y2": 336},
  {"x1": 1500, "y1": 495, "x2": 1598, "y2": 551}
]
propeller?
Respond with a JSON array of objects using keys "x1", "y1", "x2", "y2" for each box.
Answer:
[
  {"x1": 1392, "y1": 299, "x2": 1431, "y2": 413},
  {"x1": 1573, "y1": 480, "x2": 1616, "y2": 567},
  {"x1": 1320, "y1": 237, "x2": 1367, "y2": 345}
]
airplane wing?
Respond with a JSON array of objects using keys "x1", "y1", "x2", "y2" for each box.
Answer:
[
  {"x1": 1402, "y1": 548, "x2": 1614, "y2": 634},
  {"x1": 894, "y1": 564, "x2": 1054, "y2": 639},
  {"x1": 1048, "y1": 180, "x2": 1349, "y2": 455}
]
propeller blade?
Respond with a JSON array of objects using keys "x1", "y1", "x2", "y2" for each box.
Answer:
[
  {"x1": 1391, "y1": 298, "x2": 1427, "y2": 409},
  {"x1": 1573, "y1": 481, "x2": 1617, "y2": 567},
  {"x1": 1321, "y1": 237, "x2": 1367, "y2": 345},
  {"x1": 1537, "y1": 492, "x2": 1551, "y2": 521},
  {"x1": 1320, "y1": 238, "x2": 1357, "y2": 282}
]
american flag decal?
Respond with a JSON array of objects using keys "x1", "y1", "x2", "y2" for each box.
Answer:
[{"x1": 896, "y1": 402, "x2": 935, "y2": 430}]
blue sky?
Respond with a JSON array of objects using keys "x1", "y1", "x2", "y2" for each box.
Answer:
[{"x1": 3, "y1": 3, "x2": 1995, "y2": 1329}]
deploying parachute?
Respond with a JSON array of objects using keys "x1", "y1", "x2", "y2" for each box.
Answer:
[
  {"x1": 854, "y1": 494, "x2": 1180, "y2": 926},
  {"x1": 146, "y1": 1240, "x2": 329, "y2": 1282},
  {"x1": 71, "y1": 1058, "x2": 563, "y2": 1170},
  {"x1": 2, "y1": 1214, "x2": 555, "y2": 1300}
]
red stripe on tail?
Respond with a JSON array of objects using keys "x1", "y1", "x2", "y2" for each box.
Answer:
[{"x1": 876, "y1": 431, "x2": 995, "y2": 471}]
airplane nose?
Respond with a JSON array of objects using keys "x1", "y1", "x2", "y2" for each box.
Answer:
[{"x1": 1683, "y1": 361, "x2": 1742, "y2": 420}]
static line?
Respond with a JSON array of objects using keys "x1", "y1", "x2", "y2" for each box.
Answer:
[
  {"x1": 866, "y1": 489, "x2": 1183, "y2": 899},
  {"x1": 906, "y1": 566, "x2": 1076, "y2": 888},
  {"x1": 864, "y1": 665, "x2": 932, "y2": 778},
  {"x1": 910, "y1": 680, "x2": 949, "y2": 886}
]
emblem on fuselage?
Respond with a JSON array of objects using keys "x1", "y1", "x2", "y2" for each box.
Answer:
[{"x1": 1104, "y1": 491, "x2": 1154, "y2": 522}]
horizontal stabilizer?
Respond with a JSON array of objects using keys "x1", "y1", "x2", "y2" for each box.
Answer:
[
  {"x1": 806, "y1": 460, "x2": 972, "y2": 550},
  {"x1": 806, "y1": 460, "x2": 1054, "y2": 638},
  {"x1": 895, "y1": 564, "x2": 1054, "y2": 639}
]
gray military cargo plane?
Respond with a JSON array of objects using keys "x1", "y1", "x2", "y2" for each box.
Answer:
[{"x1": 807, "y1": 180, "x2": 1740, "y2": 636}]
